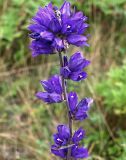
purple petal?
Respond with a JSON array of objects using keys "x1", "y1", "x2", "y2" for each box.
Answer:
[
  {"x1": 60, "y1": 67, "x2": 71, "y2": 79},
  {"x1": 53, "y1": 133, "x2": 67, "y2": 146},
  {"x1": 28, "y1": 24, "x2": 46, "y2": 33},
  {"x1": 51, "y1": 145, "x2": 66, "y2": 158},
  {"x1": 77, "y1": 98, "x2": 93, "y2": 111},
  {"x1": 40, "y1": 80, "x2": 54, "y2": 93},
  {"x1": 30, "y1": 40, "x2": 54, "y2": 57},
  {"x1": 49, "y1": 18, "x2": 61, "y2": 33},
  {"x1": 57, "y1": 125, "x2": 70, "y2": 140},
  {"x1": 70, "y1": 71, "x2": 87, "y2": 81},
  {"x1": 40, "y1": 31, "x2": 54, "y2": 41},
  {"x1": 49, "y1": 93, "x2": 62, "y2": 103},
  {"x1": 36, "y1": 92, "x2": 49, "y2": 102},
  {"x1": 60, "y1": 1, "x2": 71, "y2": 16},
  {"x1": 33, "y1": 7, "x2": 52, "y2": 27},
  {"x1": 81, "y1": 58, "x2": 90, "y2": 68},
  {"x1": 50, "y1": 75, "x2": 62, "y2": 94},
  {"x1": 61, "y1": 19, "x2": 75, "y2": 35},
  {"x1": 68, "y1": 52, "x2": 90, "y2": 72},
  {"x1": 68, "y1": 92, "x2": 78, "y2": 112},
  {"x1": 72, "y1": 128, "x2": 85, "y2": 144},
  {"x1": 69, "y1": 52, "x2": 82, "y2": 65},
  {"x1": 71, "y1": 11, "x2": 84, "y2": 21},
  {"x1": 78, "y1": 23, "x2": 89, "y2": 34},
  {"x1": 47, "y1": 2, "x2": 53, "y2": 9},
  {"x1": 71, "y1": 145, "x2": 88, "y2": 158},
  {"x1": 36, "y1": 92, "x2": 62, "y2": 104},
  {"x1": 40, "y1": 75, "x2": 62, "y2": 94},
  {"x1": 75, "y1": 109, "x2": 88, "y2": 121},
  {"x1": 45, "y1": 2, "x2": 54, "y2": 16},
  {"x1": 67, "y1": 34, "x2": 88, "y2": 47},
  {"x1": 36, "y1": 3, "x2": 55, "y2": 25}
]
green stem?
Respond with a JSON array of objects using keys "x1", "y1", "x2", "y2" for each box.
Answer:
[{"x1": 58, "y1": 52, "x2": 72, "y2": 160}]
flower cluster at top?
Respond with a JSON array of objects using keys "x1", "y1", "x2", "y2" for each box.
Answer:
[
  {"x1": 29, "y1": 1, "x2": 93, "y2": 159},
  {"x1": 28, "y1": 1, "x2": 89, "y2": 57}
]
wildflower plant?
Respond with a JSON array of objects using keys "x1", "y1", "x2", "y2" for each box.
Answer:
[{"x1": 29, "y1": 1, "x2": 93, "y2": 159}]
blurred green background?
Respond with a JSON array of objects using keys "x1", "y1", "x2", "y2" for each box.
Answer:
[{"x1": 0, "y1": 0, "x2": 126, "y2": 159}]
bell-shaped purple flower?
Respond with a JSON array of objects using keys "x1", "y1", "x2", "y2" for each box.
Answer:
[
  {"x1": 28, "y1": 1, "x2": 89, "y2": 57},
  {"x1": 51, "y1": 124, "x2": 88, "y2": 159},
  {"x1": 55, "y1": 125, "x2": 70, "y2": 146},
  {"x1": 71, "y1": 145, "x2": 88, "y2": 159},
  {"x1": 57, "y1": 125, "x2": 70, "y2": 140},
  {"x1": 61, "y1": 52, "x2": 90, "y2": 81},
  {"x1": 53, "y1": 125, "x2": 70, "y2": 146},
  {"x1": 36, "y1": 75, "x2": 63, "y2": 104},
  {"x1": 68, "y1": 92, "x2": 93, "y2": 120},
  {"x1": 51, "y1": 144, "x2": 88, "y2": 159},
  {"x1": 51, "y1": 144, "x2": 67, "y2": 158}
]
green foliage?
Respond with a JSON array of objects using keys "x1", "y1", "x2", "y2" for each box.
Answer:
[
  {"x1": 96, "y1": 61, "x2": 126, "y2": 113},
  {"x1": 0, "y1": 0, "x2": 51, "y2": 43},
  {"x1": 91, "y1": 0, "x2": 126, "y2": 15},
  {"x1": 0, "y1": 8, "x2": 21, "y2": 42},
  {"x1": 75, "y1": 0, "x2": 126, "y2": 16},
  {"x1": 82, "y1": 109, "x2": 125, "y2": 160}
]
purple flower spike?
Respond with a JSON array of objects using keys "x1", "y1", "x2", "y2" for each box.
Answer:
[
  {"x1": 68, "y1": 92, "x2": 93, "y2": 121},
  {"x1": 29, "y1": 1, "x2": 93, "y2": 160},
  {"x1": 36, "y1": 75, "x2": 63, "y2": 104},
  {"x1": 61, "y1": 52, "x2": 90, "y2": 81},
  {"x1": 28, "y1": 1, "x2": 89, "y2": 56}
]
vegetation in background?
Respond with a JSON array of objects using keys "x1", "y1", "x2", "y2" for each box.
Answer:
[
  {"x1": 96, "y1": 61, "x2": 126, "y2": 114},
  {"x1": 0, "y1": 0, "x2": 126, "y2": 159}
]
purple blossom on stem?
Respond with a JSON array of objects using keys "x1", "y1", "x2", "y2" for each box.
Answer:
[
  {"x1": 36, "y1": 75, "x2": 63, "y2": 104},
  {"x1": 28, "y1": 1, "x2": 89, "y2": 57},
  {"x1": 51, "y1": 124, "x2": 88, "y2": 159},
  {"x1": 68, "y1": 92, "x2": 93, "y2": 120},
  {"x1": 61, "y1": 52, "x2": 90, "y2": 81}
]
